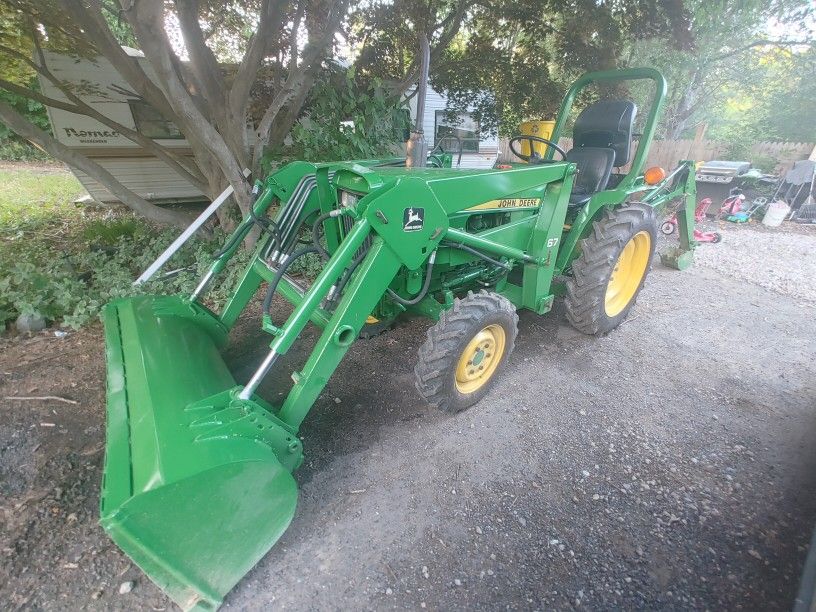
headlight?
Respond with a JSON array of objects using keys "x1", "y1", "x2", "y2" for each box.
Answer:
[{"x1": 339, "y1": 190, "x2": 361, "y2": 208}]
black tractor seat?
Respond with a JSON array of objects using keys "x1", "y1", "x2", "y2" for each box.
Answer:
[{"x1": 565, "y1": 99, "x2": 637, "y2": 205}]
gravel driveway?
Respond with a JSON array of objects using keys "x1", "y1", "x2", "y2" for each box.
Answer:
[
  {"x1": 694, "y1": 223, "x2": 816, "y2": 303},
  {"x1": 1, "y1": 221, "x2": 815, "y2": 611}
]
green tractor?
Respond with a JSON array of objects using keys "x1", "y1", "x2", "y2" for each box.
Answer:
[{"x1": 100, "y1": 68, "x2": 698, "y2": 609}]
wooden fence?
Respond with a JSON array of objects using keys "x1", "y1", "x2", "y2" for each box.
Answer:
[{"x1": 498, "y1": 138, "x2": 815, "y2": 174}]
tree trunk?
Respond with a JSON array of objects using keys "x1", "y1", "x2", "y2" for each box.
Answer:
[
  {"x1": 0, "y1": 101, "x2": 193, "y2": 229},
  {"x1": 126, "y1": 0, "x2": 254, "y2": 217}
]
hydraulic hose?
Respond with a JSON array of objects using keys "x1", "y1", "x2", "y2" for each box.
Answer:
[
  {"x1": 216, "y1": 189, "x2": 280, "y2": 259},
  {"x1": 279, "y1": 210, "x2": 321, "y2": 256},
  {"x1": 213, "y1": 220, "x2": 254, "y2": 259},
  {"x1": 325, "y1": 244, "x2": 371, "y2": 310},
  {"x1": 311, "y1": 212, "x2": 334, "y2": 260},
  {"x1": 262, "y1": 246, "x2": 320, "y2": 314},
  {"x1": 387, "y1": 252, "x2": 436, "y2": 306}
]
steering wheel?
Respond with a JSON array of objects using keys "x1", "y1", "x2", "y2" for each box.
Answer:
[
  {"x1": 429, "y1": 135, "x2": 463, "y2": 167},
  {"x1": 508, "y1": 135, "x2": 567, "y2": 164}
]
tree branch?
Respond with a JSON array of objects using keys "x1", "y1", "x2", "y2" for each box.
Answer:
[
  {"x1": 126, "y1": 0, "x2": 252, "y2": 212},
  {"x1": 21, "y1": 26, "x2": 209, "y2": 191},
  {"x1": 229, "y1": 0, "x2": 287, "y2": 123},
  {"x1": 0, "y1": 78, "x2": 83, "y2": 114},
  {"x1": 59, "y1": 0, "x2": 180, "y2": 124},
  {"x1": 707, "y1": 39, "x2": 811, "y2": 64},
  {"x1": 0, "y1": 100, "x2": 193, "y2": 228},
  {"x1": 174, "y1": 0, "x2": 227, "y2": 125},
  {"x1": 287, "y1": 2, "x2": 305, "y2": 73},
  {"x1": 392, "y1": 0, "x2": 473, "y2": 94},
  {"x1": 60, "y1": 0, "x2": 225, "y2": 197},
  {"x1": 253, "y1": 0, "x2": 348, "y2": 167}
]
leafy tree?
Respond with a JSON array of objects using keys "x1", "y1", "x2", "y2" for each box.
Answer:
[
  {"x1": 707, "y1": 45, "x2": 816, "y2": 145},
  {"x1": 0, "y1": 83, "x2": 48, "y2": 133},
  {"x1": 285, "y1": 69, "x2": 409, "y2": 163},
  {"x1": 0, "y1": 0, "x2": 472, "y2": 229},
  {"x1": 0, "y1": 0, "x2": 352, "y2": 227},
  {"x1": 624, "y1": 0, "x2": 815, "y2": 139},
  {"x1": 420, "y1": 0, "x2": 692, "y2": 137}
]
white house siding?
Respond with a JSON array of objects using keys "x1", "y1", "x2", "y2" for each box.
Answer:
[{"x1": 410, "y1": 87, "x2": 498, "y2": 169}]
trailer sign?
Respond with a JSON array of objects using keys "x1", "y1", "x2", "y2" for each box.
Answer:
[{"x1": 63, "y1": 127, "x2": 121, "y2": 144}]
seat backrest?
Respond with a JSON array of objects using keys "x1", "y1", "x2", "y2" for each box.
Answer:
[
  {"x1": 565, "y1": 147, "x2": 616, "y2": 195},
  {"x1": 572, "y1": 100, "x2": 637, "y2": 167}
]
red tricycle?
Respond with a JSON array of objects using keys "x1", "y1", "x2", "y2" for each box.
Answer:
[{"x1": 660, "y1": 197, "x2": 722, "y2": 243}]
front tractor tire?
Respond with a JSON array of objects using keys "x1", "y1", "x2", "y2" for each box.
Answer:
[
  {"x1": 565, "y1": 203, "x2": 657, "y2": 335},
  {"x1": 415, "y1": 290, "x2": 518, "y2": 413}
]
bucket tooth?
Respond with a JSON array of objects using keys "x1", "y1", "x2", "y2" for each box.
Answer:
[{"x1": 101, "y1": 295, "x2": 300, "y2": 610}]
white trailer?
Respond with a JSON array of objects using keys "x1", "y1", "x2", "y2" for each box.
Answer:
[{"x1": 38, "y1": 48, "x2": 205, "y2": 204}]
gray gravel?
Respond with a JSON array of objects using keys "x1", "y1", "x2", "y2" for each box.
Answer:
[{"x1": 693, "y1": 223, "x2": 816, "y2": 303}]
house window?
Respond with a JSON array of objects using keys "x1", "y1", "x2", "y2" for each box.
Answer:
[
  {"x1": 434, "y1": 111, "x2": 479, "y2": 153},
  {"x1": 128, "y1": 100, "x2": 184, "y2": 139}
]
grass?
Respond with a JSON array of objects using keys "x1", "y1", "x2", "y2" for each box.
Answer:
[{"x1": 0, "y1": 167, "x2": 87, "y2": 238}]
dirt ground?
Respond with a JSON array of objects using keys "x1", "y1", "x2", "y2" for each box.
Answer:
[{"x1": 1, "y1": 220, "x2": 815, "y2": 611}]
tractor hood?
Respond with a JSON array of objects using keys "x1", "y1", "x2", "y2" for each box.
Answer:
[{"x1": 333, "y1": 163, "x2": 572, "y2": 196}]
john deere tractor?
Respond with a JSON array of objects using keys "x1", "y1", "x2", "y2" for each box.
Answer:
[{"x1": 100, "y1": 68, "x2": 698, "y2": 609}]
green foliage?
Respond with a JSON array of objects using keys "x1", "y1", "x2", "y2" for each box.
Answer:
[
  {"x1": 419, "y1": 0, "x2": 692, "y2": 137},
  {"x1": 706, "y1": 47, "x2": 816, "y2": 145},
  {"x1": 281, "y1": 69, "x2": 409, "y2": 163},
  {"x1": 100, "y1": 0, "x2": 138, "y2": 47},
  {"x1": 626, "y1": 0, "x2": 816, "y2": 144},
  {"x1": 0, "y1": 167, "x2": 248, "y2": 330},
  {"x1": 717, "y1": 118, "x2": 762, "y2": 161},
  {"x1": 0, "y1": 84, "x2": 49, "y2": 133},
  {"x1": 0, "y1": 137, "x2": 51, "y2": 161},
  {"x1": 0, "y1": 79, "x2": 52, "y2": 161}
]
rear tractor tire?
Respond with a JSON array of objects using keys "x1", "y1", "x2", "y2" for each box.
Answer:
[
  {"x1": 565, "y1": 202, "x2": 657, "y2": 335},
  {"x1": 414, "y1": 290, "x2": 518, "y2": 413}
]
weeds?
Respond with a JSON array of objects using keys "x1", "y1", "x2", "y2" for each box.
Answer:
[{"x1": 0, "y1": 167, "x2": 250, "y2": 330}]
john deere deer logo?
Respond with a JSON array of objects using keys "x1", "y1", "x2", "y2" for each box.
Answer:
[{"x1": 403, "y1": 207, "x2": 424, "y2": 232}]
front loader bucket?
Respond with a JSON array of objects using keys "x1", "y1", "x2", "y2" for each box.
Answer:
[{"x1": 101, "y1": 295, "x2": 300, "y2": 610}]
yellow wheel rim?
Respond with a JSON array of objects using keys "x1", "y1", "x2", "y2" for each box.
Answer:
[
  {"x1": 604, "y1": 230, "x2": 651, "y2": 317},
  {"x1": 455, "y1": 324, "x2": 506, "y2": 394}
]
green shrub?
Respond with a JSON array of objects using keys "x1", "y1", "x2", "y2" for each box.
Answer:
[
  {"x1": 0, "y1": 168, "x2": 254, "y2": 331},
  {"x1": 0, "y1": 218, "x2": 254, "y2": 330},
  {"x1": 265, "y1": 69, "x2": 409, "y2": 168},
  {"x1": 0, "y1": 82, "x2": 52, "y2": 162}
]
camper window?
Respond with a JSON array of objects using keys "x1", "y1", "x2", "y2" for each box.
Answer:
[
  {"x1": 129, "y1": 100, "x2": 184, "y2": 140},
  {"x1": 434, "y1": 111, "x2": 479, "y2": 152}
]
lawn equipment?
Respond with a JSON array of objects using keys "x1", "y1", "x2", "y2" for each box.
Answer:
[
  {"x1": 719, "y1": 188, "x2": 746, "y2": 218},
  {"x1": 100, "y1": 68, "x2": 698, "y2": 610},
  {"x1": 714, "y1": 188, "x2": 768, "y2": 223},
  {"x1": 661, "y1": 197, "x2": 721, "y2": 243}
]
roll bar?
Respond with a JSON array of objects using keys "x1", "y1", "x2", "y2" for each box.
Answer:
[{"x1": 545, "y1": 67, "x2": 668, "y2": 182}]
